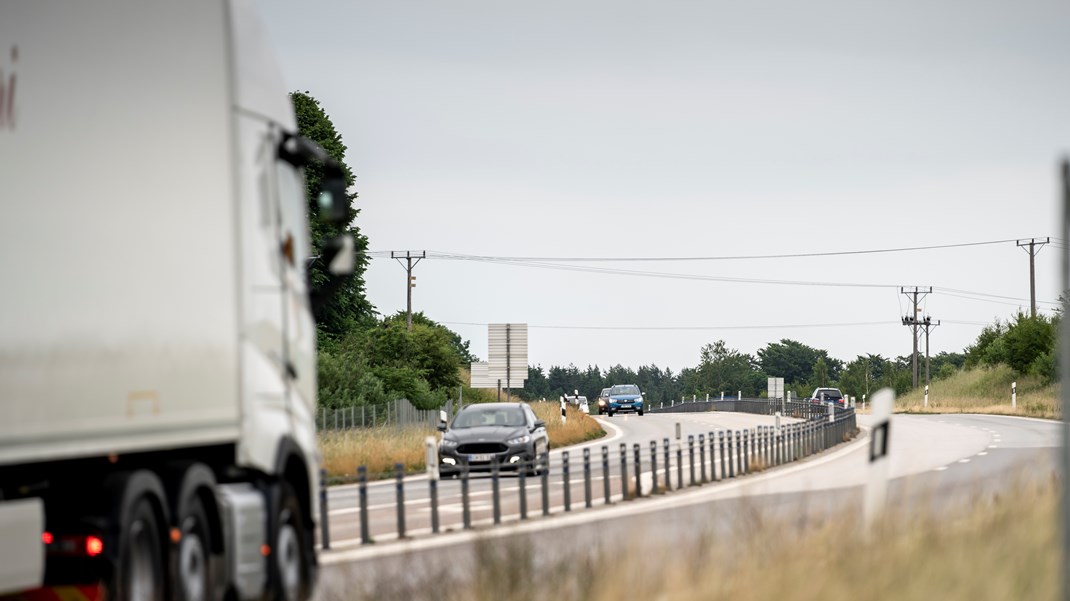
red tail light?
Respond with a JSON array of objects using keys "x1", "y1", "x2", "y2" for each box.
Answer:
[
  {"x1": 86, "y1": 536, "x2": 104, "y2": 557},
  {"x1": 42, "y1": 531, "x2": 53, "y2": 545}
]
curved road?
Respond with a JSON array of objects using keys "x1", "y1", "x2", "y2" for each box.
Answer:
[{"x1": 315, "y1": 410, "x2": 1059, "y2": 597}]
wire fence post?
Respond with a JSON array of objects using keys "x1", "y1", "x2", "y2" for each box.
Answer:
[
  {"x1": 649, "y1": 440, "x2": 659, "y2": 494},
  {"x1": 688, "y1": 435, "x2": 696, "y2": 486},
  {"x1": 518, "y1": 458, "x2": 528, "y2": 520},
  {"x1": 663, "y1": 437, "x2": 672, "y2": 491},
  {"x1": 619, "y1": 443, "x2": 629, "y2": 500},
  {"x1": 699, "y1": 434, "x2": 707, "y2": 483},
  {"x1": 462, "y1": 463, "x2": 472, "y2": 529},
  {"x1": 633, "y1": 443, "x2": 642, "y2": 498},
  {"x1": 394, "y1": 463, "x2": 406, "y2": 539},
  {"x1": 541, "y1": 451, "x2": 550, "y2": 517},
  {"x1": 562, "y1": 450, "x2": 572, "y2": 512}
]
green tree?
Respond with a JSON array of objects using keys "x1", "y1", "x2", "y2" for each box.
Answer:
[
  {"x1": 291, "y1": 91, "x2": 374, "y2": 341},
  {"x1": 1001, "y1": 313, "x2": 1056, "y2": 375},
  {"x1": 692, "y1": 341, "x2": 765, "y2": 397},
  {"x1": 756, "y1": 339, "x2": 839, "y2": 392}
]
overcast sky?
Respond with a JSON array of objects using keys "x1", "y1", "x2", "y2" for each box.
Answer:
[{"x1": 256, "y1": 0, "x2": 1070, "y2": 375}]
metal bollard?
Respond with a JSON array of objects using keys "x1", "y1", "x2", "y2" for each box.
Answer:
[
  {"x1": 540, "y1": 452, "x2": 550, "y2": 517},
  {"x1": 518, "y1": 458, "x2": 528, "y2": 521},
  {"x1": 491, "y1": 458, "x2": 501, "y2": 525},
  {"x1": 602, "y1": 446, "x2": 611, "y2": 505},
  {"x1": 676, "y1": 437, "x2": 684, "y2": 489},
  {"x1": 720, "y1": 431, "x2": 728, "y2": 479},
  {"x1": 395, "y1": 463, "x2": 406, "y2": 539},
  {"x1": 736, "y1": 430, "x2": 743, "y2": 476},
  {"x1": 743, "y1": 430, "x2": 750, "y2": 475},
  {"x1": 688, "y1": 435, "x2": 696, "y2": 486},
  {"x1": 583, "y1": 448, "x2": 593, "y2": 508},
  {"x1": 619, "y1": 443, "x2": 629, "y2": 500},
  {"x1": 699, "y1": 434, "x2": 707, "y2": 483},
  {"x1": 319, "y1": 468, "x2": 330, "y2": 550},
  {"x1": 562, "y1": 450, "x2": 571, "y2": 512},
  {"x1": 462, "y1": 463, "x2": 472, "y2": 529},
  {"x1": 708, "y1": 432, "x2": 717, "y2": 481},
  {"x1": 726, "y1": 431, "x2": 735, "y2": 478},
  {"x1": 429, "y1": 476, "x2": 440, "y2": 534},
  {"x1": 663, "y1": 438, "x2": 672, "y2": 492},
  {"x1": 649, "y1": 440, "x2": 659, "y2": 493},
  {"x1": 633, "y1": 443, "x2": 643, "y2": 498},
  {"x1": 358, "y1": 466, "x2": 370, "y2": 544}
]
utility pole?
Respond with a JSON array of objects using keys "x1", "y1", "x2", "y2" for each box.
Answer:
[
  {"x1": 1017, "y1": 238, "x2": 1049, "y2": 318},
  {"x1": 391, "y1": 251, "x2": 425, "y2": 330},
  {"x1": 922, "y1": 316, "x2": 940, "y2": 387},
  {"x1": 900, "y1": 286, "x2": 932, "y2": 389}
]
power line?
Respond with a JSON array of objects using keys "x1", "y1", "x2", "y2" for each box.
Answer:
[
  {"x1": 441, "y1": 320, "x2": 899, "y2": 331},
  {"x1": 377, "y1": 238, "x2": 1023, "y2": 263}
]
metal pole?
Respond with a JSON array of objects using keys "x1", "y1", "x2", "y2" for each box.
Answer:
[
  {"x1": 429, "y1": 477, "x2": 439, "y2": 534},
  {"x1": 462, "y1": 464, "x2": 472, "y2": 529},
  {"x1": 518, "y1": 458, "x2": 528, "y2": 520},
  {"x1": 540, "y1": 452, "x2": 550, "y2": 516},
  {"x1": 620, "y1": 443, "x2": 629, "y2": 500},
  {"x1": 602, "y1": 446, "x2": 611, "y2": 504},
  {"x1": 663, "y1": 438, "x2": 672, "y2": 491},
  {"x1": 394, "y1": 463, "x2": 406, "y2": 539},
  {"x1": 583, "y1": 448, "x2": 593, "y2": 508},
  {"x1": 1060, "y1": 158, "x2": 1070, "y2": 601},
  {"x1": 633, "y1": 443, "x2": 642, "y2": 498},
  {"x1": 358, "y1": 466, "x2": 371, "y2": 544},
  {"x1": 650, "y1": 440, "x2": 659, "y2": 493},
  {"x1": 491, "y1": 458, "x2": 501, "y2": 524},
  {"x1": 699, "y1": 433, "x2": 707, "y2": 483},
  {"x1": 562, "y1": 451, "x2": 571, "y2": 512},
  {"x1": 719, "y1": 431, "x2": 727, "y2": 479},
  {"x1": 688, "y1": 435, "x2": 696, "y2": 486},
  {"x1": 318, "y1": 468, "x2": 330, "y2": 550}
]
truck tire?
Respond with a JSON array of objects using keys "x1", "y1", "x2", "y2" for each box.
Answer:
[
  {"x1": 115, "y1": 497, "x2": 166, "y2": 601},
  {"x1": 175, "y1": 493, "x2": 212, "y2": 601},
  {"x1": 271, "y1": 482, "x2": 310, "y2": 601}
]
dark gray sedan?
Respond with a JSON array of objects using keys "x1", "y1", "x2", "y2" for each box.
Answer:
[{"x1": 437, "y1": 403, "x2": 549, "y2": 477}]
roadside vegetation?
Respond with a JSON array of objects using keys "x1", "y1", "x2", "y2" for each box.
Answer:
[
  {"x1": 896, "y1": 364, "x2": 1059, "y2": 418},
  {"x1": 328, "y1": 477, "x2": 1058, "y2": 601},
  {"x1": 319, "y1": 402, "x2": 604, "y2": 482}
]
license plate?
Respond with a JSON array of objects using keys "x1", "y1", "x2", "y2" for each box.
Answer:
[
  {"x1": 620, "y1": 403, "x2": 631, "y2": 408},
  {"x1": 468, "y1": 454, "x2": 494, "y2": 462}
]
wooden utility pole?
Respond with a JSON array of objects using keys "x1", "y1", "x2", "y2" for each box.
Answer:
[
  {"x1": 922, "y1": 316, "x2": 940, "y2": 387},
  {"x1": 1017, "y1": 238, "x2": 1049, "y2": 318},
  {"x1": 900, "y1": 286, "x2": 932, "y2": 389},
  {"x1": 391, "y1": 251, "x2": 425, "y2": 330}
]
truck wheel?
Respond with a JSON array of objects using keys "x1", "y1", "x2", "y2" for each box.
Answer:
[
  {"x1": 117, "y1": 497, "x2": 166, "y2": 601},
  {"x1": 272, "y1": 483, "x2": 310, "y2": 601},
  {"x1": 175, "y1": 494, "x2": 212, "y2": 601}
]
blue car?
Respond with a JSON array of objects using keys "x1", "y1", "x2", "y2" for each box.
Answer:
[{"x1": 603, "y1": 384, "x2": 645, "y2": 416}]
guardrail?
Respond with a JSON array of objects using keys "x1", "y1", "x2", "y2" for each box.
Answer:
[{"x1": 320, "y1": 398, "x2": 859, "y2": 547}]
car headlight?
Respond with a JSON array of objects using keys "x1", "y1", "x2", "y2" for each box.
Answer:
[
  {"x1": 636, "y1": 397, "x2": 643, "y2": 404},
  {"x1": 506, "y1": 434, "x2": 532, "y2": 445},
  {"x1": 598, "y1": 399, "x2": 606, "y2": 406},
  {"x1": 440, "y1": 438, "x2": 459, "y2": 448}
]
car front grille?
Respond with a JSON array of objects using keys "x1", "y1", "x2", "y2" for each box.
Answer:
[{"x1": 457, "y1": 443, "x2": 509, "y2": 454}]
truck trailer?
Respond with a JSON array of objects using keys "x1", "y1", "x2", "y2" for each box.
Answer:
[{"x1": 0, "y1": 2, "x2": 353, "y2": 599}]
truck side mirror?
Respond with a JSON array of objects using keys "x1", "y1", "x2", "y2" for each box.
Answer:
[{"x1": 317, "y1": 161, "x2": 349, "y2": 224}]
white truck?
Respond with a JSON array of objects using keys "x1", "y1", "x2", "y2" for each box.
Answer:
[{"x1": 0, "y1": 2, "x2": 353, "y2": 600}]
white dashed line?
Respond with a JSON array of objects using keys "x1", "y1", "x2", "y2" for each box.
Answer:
[
  {"x1": 989, "y1": 445, "x2": 999, "y2": 449},
  {"x1": 958, "y1": 459, "x2": 971, "y2": 464},
  {"x1": 934, "y1": 466, "x2": 948, "y2": 471},
  {"x1": 977, "y1": 451, "x2": 988, "y2": 456}
]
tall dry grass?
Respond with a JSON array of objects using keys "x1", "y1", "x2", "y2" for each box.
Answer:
[
  {"x1": 327, "y1": 478, "x2": 1059, "y2": 601},
  {"x1": 319, "y1": 401, "x2": 605, "y2": 482},
  {"x1": 895, "y1": 365, "x2": 1059, "y2": 418}
]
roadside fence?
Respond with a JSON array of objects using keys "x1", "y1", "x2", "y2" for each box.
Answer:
[
  {"x1": 320, "y1": 398, "x2": 859, "y2": 546},
  {"x1": 317, "y1": 398, "x2": 464, "y2": 431}
]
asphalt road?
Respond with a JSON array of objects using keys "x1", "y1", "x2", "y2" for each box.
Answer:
[
  {"x1": 319, "y1": 410, "x2": 799, "y2": 547},
  {"x1": 314, "y1": 411, "x2": 1060, "y2": 598}
]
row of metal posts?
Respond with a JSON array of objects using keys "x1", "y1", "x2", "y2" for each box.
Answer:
[{"x1": 323, "y1": 410, "x2": 857, "y2": 545}]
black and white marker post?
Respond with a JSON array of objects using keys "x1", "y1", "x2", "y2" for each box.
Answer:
[
  {"x1": 425, "y1": 436, "x2": 440, "y2": 534},
  {"x1": 560, "y1": 396, "x2": 567, "y2": 425},
  {"x1": 864, "y1": 388, "x2": 895, "y2": 531}
]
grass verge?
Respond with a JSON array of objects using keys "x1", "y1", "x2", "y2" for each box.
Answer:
[
  {"x1": 326, "y1": 476, "x2": 1059, "y2": 601},
  {"x1": 319, "y1": 401, "x2": 605, "y2": 482},
  {"x1": 893, "y1": 365, "x2": 1059, "y2": 419}
]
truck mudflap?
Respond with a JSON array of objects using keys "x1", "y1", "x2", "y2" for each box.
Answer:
[{"x1": 2, "y1": 585, "x2": 104, "y2": 601}]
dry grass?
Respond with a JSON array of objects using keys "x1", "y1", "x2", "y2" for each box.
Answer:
[
  {"x1": 894, "y1": 365, "x2": 1060, "y2": 419},
  {"x1": 530, "y1": 401, "x2": 606, "y2": 448},
  {"x1": 319, "y1": 402, "x2": 605, "y2": 482},
  {"x1": 319, "y1": 425, "x2": 436, "y2": 482},
  {"x1": 327, "y1": 477, "x2": 1060, "y2": 601}
]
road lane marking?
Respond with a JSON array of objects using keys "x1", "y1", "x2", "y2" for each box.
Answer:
[{"x1": 958, "y1": 459, "x2": 971, "y2": 463}]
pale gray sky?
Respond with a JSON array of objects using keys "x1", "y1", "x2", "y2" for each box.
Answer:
[{"x1": 257, "y1": 0, "x2": 1070, "y2": 373}]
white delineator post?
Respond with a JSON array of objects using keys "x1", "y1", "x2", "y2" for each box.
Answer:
[
  {"x1": 425, "y1": 436, "x2": 439, "y2": 480},
  {"x1": 924, "y1": 385, "x2": 929, "y2": 409},
  {"x1": 1012, "y1": 381, "x2": 1017, "y2": 412},
  {"x1": 862, "y1": 394, "x2": 867, "y2": 412},
  {"x1": 560, "y1": 397, "x2": 567, "y2": 424},
  {"x1": 864, "y1": 388, "x2": 895, "y2": 531}
]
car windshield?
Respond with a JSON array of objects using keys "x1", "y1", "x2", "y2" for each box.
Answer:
[
  {"x1": 610, "y1": 385, "x2": 640, "y2": 396},
  {"x1": 818, "y1": 389, "x2": 842, "y2": 399},
  {"x1": 452, "y1": 407, "x2": 526, "y2": 428}
]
